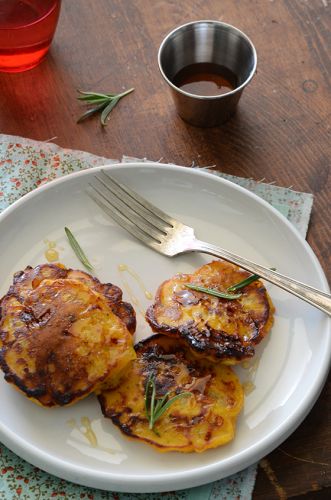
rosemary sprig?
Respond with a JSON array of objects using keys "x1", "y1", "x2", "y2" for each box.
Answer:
[
  {"x1": 227, "y1": 274, "x2": 260, "y2": 292},
  {"x1": 145, "y1": 374, "x2": 191, "y2": 434},
  {"x1": 77, "y1": 88, "x2": 134, "y2": 126},
  {"x1": 185, "y1": 283, "x2": 242, "y2": 300},
  {"x1": 186, "y1": 268, "x2": 276, "y2": 299},
  {"x1": 227, "y1": 268, "x2": 276, "y2": 292},
  {"x1": 64, "y1": 227, "x2": 94, "y2": 272}
]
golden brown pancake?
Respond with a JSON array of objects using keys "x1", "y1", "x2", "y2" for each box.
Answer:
[
  {"x1": 146, "y1": 260, "x2": 274, "y2": 364},
  {"x1": 99, "y1": 334, "x2": 244, "y2": 453},
  {"x1": 9, "y1": 264, "x2": 136, "y2": 334},
  {"x1": 0, "y1": 264, "x2": 136, "y2": 407}
]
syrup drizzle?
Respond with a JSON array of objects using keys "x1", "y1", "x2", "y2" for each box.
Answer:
[{"x1": 44, "y1": 239, "x2": 59, "y2": 262}]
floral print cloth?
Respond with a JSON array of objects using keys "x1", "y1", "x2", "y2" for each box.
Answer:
[{"x1": 0, "y1": 135, "x2": 313, "y2": 499}]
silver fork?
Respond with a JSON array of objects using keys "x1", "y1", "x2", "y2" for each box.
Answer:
[{"x1": 88, "y1": 170, "x2": 331, "y2": 317}]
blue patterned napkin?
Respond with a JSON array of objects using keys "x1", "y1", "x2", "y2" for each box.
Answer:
[{"x1": 0, "y1": 135, "x2": 313, "y2": 499}]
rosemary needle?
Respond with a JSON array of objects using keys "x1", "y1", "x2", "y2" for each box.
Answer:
[
  {"x1": 227, "y1": 274, "x2": 260, "y2": 292},
  {"x1": 145, "y1": 374, "x2": 191, "y2": 434},
  {"x1": 227, "y1": 268, "x2": 276, "y2": 292},
  {"x1": 64, "y1": 227, "x2": 94, "y2": 272},
  {"x1": 77, "y1": 88, "x2": 134, "y2": 126},
  {"x1": 186, "y1": 268, "x2": 276, "y2": 299},
  {"x1": 185, "y1": 283, "x2": 242, "y2": 300}
]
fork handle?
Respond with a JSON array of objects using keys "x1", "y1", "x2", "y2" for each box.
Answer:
[{"x1": 193, "y1": 239, "x2": 331, "y2": 317}]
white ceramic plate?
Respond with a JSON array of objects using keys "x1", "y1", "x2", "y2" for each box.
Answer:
[{"x1": 0, "y1": 163, "x2": 330, "y2": 493}]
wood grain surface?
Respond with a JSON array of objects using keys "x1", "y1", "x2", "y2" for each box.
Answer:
[{"x1": 0, "y1": 0, "x2": 330, "y2": 498}]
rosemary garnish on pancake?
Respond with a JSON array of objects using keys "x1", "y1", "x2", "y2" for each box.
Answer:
[
  {"x1": 227, "y1": 274, "x2": 260, "y2": 291},
  {"x1": 186, "y1": 269, "x2": 276, "y2": 298},
  {"x1": 228, "y1": 268, "x2": 276, "y2": 291},
  {"x1": 185, "y1": 283, "x2": 242, "y2": 300},
  {"x1": 144, "y1": 374, "x2": 191, "y2": 434}
]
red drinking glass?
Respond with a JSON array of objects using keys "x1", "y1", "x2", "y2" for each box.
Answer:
[{"x1": 0, "y1": 0, "x2": 61, "y2": 73}]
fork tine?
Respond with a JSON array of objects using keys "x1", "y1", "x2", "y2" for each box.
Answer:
[
  {"x1": 87, "y1": 186, "x2": 161, "y2": 250},
  {"x1": 100, "y1": 170, "x2": 176, "y2": 227},
  {"x1": 88, "y1": 182, "x2": 165, "y2": 242},
  {"x1": 96, "y1": 173, "x2": 167, "y2": 234},
  {"x1": 90, "y1": 179, "x2": 167, "y2": 241}
]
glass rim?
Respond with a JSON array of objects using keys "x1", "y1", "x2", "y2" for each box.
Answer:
[{"x1": 0, "y1": 0, "x2": 61, "y2": 31}]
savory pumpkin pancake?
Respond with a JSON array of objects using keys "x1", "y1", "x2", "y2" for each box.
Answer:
[
  {"x1": 8, "y1": 264, "x2": 136, "y2": 334},
  {"x1": 146, "y1": 260, "x2": 274, "y2": 364},
  {"x1": 0, "y1": 265, "x2": 136, "y2": 407},
  {"x1": 99, "y1": 334, "x2": 244, "y2": 453}
]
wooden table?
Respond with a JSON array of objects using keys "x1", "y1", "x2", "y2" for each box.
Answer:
[{"x1": 0, "y1": 0, "x2": 330, "y2": 498}]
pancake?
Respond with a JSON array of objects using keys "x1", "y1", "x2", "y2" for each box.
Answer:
[
  {"x1": 9, "y1": 264, "x2": 136, "y2": 334},
  {"x1": 146, "y1": 260, "x2": 274, "y2": 364},
  {"x1": 0, "y1": 264, "x2": 136, "y2": 407},
  {"x1": 99, "y1": 334, "x2": 244, "y2": 453}
]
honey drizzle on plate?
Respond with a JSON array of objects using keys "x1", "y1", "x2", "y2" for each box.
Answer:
[
  {"x1": 242, "y1": 381, "x2": 256, "y2": 395},
  {"x1": 67, "y1": 417, "x2": 114, "y2": 452},
  {"x1": 242, "y1": 357, "x2": 260, "y2": 376},
  {"x1": 241, "y1": 357, "x2": 260, "y2": 395},
  {"x1": 80, "y1": 416, "x2": 98, "y2": 447},
  {"x1": 44, "y1": 239, "x2": 59, "y2": 262},
  {"x1": 118, "y1": 264, "x2": 152, "y2": 299},
  {"x1": 117, "y1": 264, "x2": 153, "y2": 317}
]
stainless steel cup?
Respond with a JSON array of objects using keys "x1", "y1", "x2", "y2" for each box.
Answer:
[{"x1": 158, "y1": 20, "x2": 257, "y2": 127}]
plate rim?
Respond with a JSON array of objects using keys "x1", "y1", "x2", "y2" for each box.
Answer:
[{"x1": 0, "y1": 162, "x2": 330, "y2": 492}]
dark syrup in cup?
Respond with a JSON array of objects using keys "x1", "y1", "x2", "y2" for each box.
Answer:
[{"x1": 173, "y1": 62, "x2": 238, "y2": 96}]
